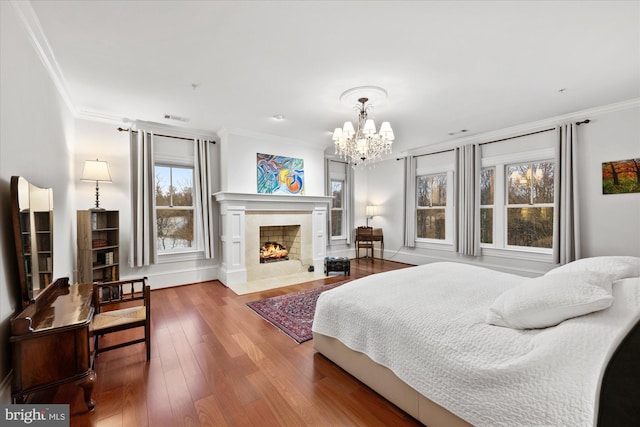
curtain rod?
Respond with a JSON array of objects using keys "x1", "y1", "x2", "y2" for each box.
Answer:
[
  {"x1": 479, "y1": 119, "x2": 590, "y2": 146},
  {"x1": 117, "y1": 127, "x2": 216, "y2": 144}
]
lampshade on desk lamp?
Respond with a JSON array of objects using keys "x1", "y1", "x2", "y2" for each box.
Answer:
[{"x1": 81, "y1": 159, "x2": 112, "y2": 211}]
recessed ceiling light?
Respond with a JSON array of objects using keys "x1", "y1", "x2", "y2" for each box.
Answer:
[
  {"x1": 272, "y1": 114, "x2": 285, "y2": 121},
  {"x1": 558, "y1": 88, "x2": 567, "y2": 93}
]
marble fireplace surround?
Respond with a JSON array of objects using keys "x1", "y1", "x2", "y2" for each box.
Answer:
[{"x1": 214, "y1": 192, "x2": 332, "y2": 286}]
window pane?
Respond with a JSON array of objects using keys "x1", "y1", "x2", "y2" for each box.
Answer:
[
  {"x1": 417, "y1": 174, "x2": 447, "y2": 207},
  {"x1": 417, "y1": 176, "x2": 430, "y2": 207},
  {"x1": 157, "y1": 209, "x2": 194, "y2": 252},
  {"x1": 155, "y1": 166, "x2": 171, "y2": 206},
  {"x1": 507, "y1": 164, "x2": 531, "y2": 204},
  {"x1": 480, "y1": 168, "x2": 494, "y2": 205},
  {"x1": 481, "y1": 208, "x2": 493, "y2": 244},
  {"x1": 417, "y1": 209, "x2": 446, "y2": 239},
  {"x1": 507, "y1": 207, "x2": 554, "y2": 248},
  {"x1": 532, "y1": 162, "x2": 554, "y2": 203},
  {"x1": 431, "y1": 174, "x2": 447, "y2": 206},
  {"x1": 331, "y1": 210, "x2": 343, "y2": 237},
  {"x1": 171, "y1": 167, "x2": 193, "y2": 206},
  {"x1": 332, "y1": 180, "x2": 343, "y2": 209}
]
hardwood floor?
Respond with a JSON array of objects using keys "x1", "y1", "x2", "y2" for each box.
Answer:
[{"x1": 54, "y1": 259, "x2": 420, "y2": 426}]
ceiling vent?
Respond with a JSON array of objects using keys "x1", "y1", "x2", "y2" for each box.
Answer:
[{"x1": 163, "y1": 114, "x2": 190, "y2": 123}]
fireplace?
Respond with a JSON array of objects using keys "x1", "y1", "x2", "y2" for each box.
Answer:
[
  {"x1": 259, "y1": 225, "x2": 300, "y2": 263},
  {"x1": 214, "y1": 192, "x2": 333, "y2": 286}
]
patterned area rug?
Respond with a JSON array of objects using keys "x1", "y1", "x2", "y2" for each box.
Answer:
[{"x1": 246, "y1": 281, "x2": 349, "y2": 343}]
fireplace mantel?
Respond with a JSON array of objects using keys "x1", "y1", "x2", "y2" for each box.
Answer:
[
  {"x1": 214, "y1": 192, "x2": 332, "y2": 286},
  {"x1": 214, "y1": 192, "x2": 332, "y2": 211}
]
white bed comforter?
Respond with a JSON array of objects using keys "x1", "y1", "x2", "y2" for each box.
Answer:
[{"x1": 312, "y1": 262, "x2": 640, "y2": 427}]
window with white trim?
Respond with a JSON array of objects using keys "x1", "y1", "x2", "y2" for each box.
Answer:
[
  {"x1": 505, "y1": 161, "x2": 554, "y2": 249},
  {"x1": 155, "y1": 165, "x2": 195, "y2": 253},
  {"x1": 330, "y1": 179, "x2": 345, "y2": 239},
  {"x1": 328, "y1": 160, "x2": 351, "y2": 242},
  {"x1": 416, "y1": 173, "x2": 447, "y2": 240},
  {"x1": 480, "y1": 167, "x2": 495, "y2": 244},
  {"x1": 412, "y1": 150, "x2": 456, "y2": 245},
  {"x1": 480, "y1": 129, "x2": 556, "y2": 255}
]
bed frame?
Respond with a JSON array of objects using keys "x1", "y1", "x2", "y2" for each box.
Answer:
[{"x1": 314, "y1": 319, "x2": 640, "y2": 427}]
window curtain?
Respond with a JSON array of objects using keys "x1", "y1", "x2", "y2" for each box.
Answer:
[
  {"x1": 129, "y1": 129, "x2": 157, "y2": 267},
  {"x1": 455, "y1": 144, "x2": 481, "y2": 256},
  {"x1": 403, "y1": 156, "x2": 416, "y2": 247},
  {"x1": 553, "y1": 123, "x2": 580, "y2": 264},
  {"x1": 195, "y1": 139, "x2": 215, "y2": 258}
]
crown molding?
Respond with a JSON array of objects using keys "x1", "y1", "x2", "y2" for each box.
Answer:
[
  {"x1": 407, "y1": 97, "x2": 640, "y2": 157},
  {"x1": 10, "y1": 0, "x2": 77, "y2": 115}
]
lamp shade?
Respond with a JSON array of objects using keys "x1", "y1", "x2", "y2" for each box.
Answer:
[
  {"x1": 366, "y1": 205, "x2": 377, "y2": 217},
  {"x1": 81, "y1": 160, "x2": 112, "y2": 182}
]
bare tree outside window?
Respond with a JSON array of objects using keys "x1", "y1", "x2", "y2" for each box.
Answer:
[
  {"x1": 506, "y1": 161, "x2": 554, "y2": 248},
  {"x1": 480, "y1": 168, "x2": 495, "y2": 244},
  {"x1": 331, "y1": 180, "x2": 344, "y2": 237},
  {"x1": 155, "y1": 165, "x2": 195, "y2": 252},
  {"x1": 416, "y1": 174, "x2": 447, "y2": 239}
]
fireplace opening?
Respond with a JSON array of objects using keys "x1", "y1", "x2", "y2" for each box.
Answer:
[
  {"x1": 259, "y1": 225, "x2": 300, "y2": 264},
  {"x1": 260, "y1": 242, "x2": 289, "y2": 263}
]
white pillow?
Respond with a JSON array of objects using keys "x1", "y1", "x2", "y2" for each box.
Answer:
[
  {"x1": 486, "y1": 271, "x2": 614, "y2": 329},
  {"x1": 545, "y1": 256, "x2": 640, "y2": 281}
]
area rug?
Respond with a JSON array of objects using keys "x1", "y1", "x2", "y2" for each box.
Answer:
[{"x1": 246, "y1": 281, "x2": 349, "y2": 343}]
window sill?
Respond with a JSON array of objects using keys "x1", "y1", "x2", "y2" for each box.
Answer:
[
  {"x1": 157, "y1": 250, "x2": 205, "y2": 263},
  {"x1": 481, "y1": 246, "x2": 553, "y2": 263}
]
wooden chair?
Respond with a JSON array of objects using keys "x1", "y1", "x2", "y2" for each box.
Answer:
[
  {"x1": 90, "y1": 277, "x2": 150, "y2": 362},
  {"x1": 355, "y1": 226, "x2": 374, "y2": 262}
]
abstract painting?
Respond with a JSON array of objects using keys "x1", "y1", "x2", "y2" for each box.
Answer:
[
  {"x1": 602, "y1": 158, "x2": 640, "y2": 194},
  {"x1": 257, "y1": 153, "x2": 304, "y2": 195}
]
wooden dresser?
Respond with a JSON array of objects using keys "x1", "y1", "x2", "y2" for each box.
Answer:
[{"x1": 10, "y1": 277, "x2": 96, "y2": 410}]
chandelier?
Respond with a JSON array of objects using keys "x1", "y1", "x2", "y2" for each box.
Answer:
[{"x1": 332, "y1": 96, "x2": 394, "y2": 166}]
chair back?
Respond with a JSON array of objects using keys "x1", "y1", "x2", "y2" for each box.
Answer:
[
  {"x1": 93, "y1": 277, "x2": 148, "y2": 313},
  {"x1": 356, "y1": 226, "x2": 374, "y2": 242}
]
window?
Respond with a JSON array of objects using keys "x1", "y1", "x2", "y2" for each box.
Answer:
[
  {"x1": 480, "y1": 129, "x2": 556, "y2": 256},
  {"x1": 327, "y1": 160, "x2": 351, "y2": 242},
  {"x1": 480, "y1": 168, "x2": 495, "y2": 244},
  {"x1": 416, "y1": 173, "x2": 447, "y2": 240},
  {"x1": 331, "y1": 179, "x2": 345, "y2": 238},
  {"x1": 505, "y1": 161, "x2": 554, "y2": 249},
  {"x1": 155, "y1": 165, "x2": 195, "y2": 253}
]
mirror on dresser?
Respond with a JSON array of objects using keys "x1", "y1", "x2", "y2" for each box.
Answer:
[{"x1": 10, "y1": 176, "x2": 54, "y2": 309}]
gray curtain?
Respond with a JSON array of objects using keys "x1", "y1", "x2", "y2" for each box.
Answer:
[
  {"x1": 553, "y1": 123, "x2": 580, "y2": 264},
  {"x1": 455, "y1": 144, "x2": 481, "y2": 256},
  {"x1": 195, "y1": 139, "x2": 215, "y2": 259},
  {"x1": 403, "y1": 156, "x2": 416, "y2": 247},
  {"x1": 129, "y1": 129, "x2": 157, "y2": 267}
]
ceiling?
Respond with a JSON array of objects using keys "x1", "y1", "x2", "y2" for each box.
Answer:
[{"x1": 26, "y1": 0, "x2": 640, "y2": 153}]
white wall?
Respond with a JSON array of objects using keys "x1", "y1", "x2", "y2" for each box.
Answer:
[
  {"x1": 219, "y1": 128, "x2": 326, "y2": 195},
  {"x1": 0, "y1": 1, "x2": 76, "y2": 402},
  {"x1": 577, "y1": 106, "x2": 640, "y2": 256},
  {"x1": 362, "y1": 102, "x2": 640, "y2": 274}
]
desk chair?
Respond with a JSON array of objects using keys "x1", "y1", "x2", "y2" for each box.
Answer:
[{"x1": 356, "y1": 226, "x2": 374, "y2": 262}]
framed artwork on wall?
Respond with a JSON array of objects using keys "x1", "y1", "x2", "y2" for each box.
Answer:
[
  {"x1": 257, "y1": 153, "x2": 304, "y2": 195},
  {"x1": 602, "y1": 158, "x2": 640, "y2": 194}
]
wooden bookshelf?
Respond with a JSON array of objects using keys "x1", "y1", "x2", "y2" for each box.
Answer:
[{"x1": 77, "y1": 210, "x2": 119, "y2": 283}]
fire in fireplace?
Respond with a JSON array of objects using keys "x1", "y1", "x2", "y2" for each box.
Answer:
[{"x1": 260, "y1": 242, "x2": 289, "y2": 263}]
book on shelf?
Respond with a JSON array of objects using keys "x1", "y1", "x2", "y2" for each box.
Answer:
[{"x1": 92, "y1": 239, "x2": 108, "y2": 248}]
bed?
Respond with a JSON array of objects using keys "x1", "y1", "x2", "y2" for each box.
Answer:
[{"x1": 312, "y1": 257, "x2": 640, "y2": 427}]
